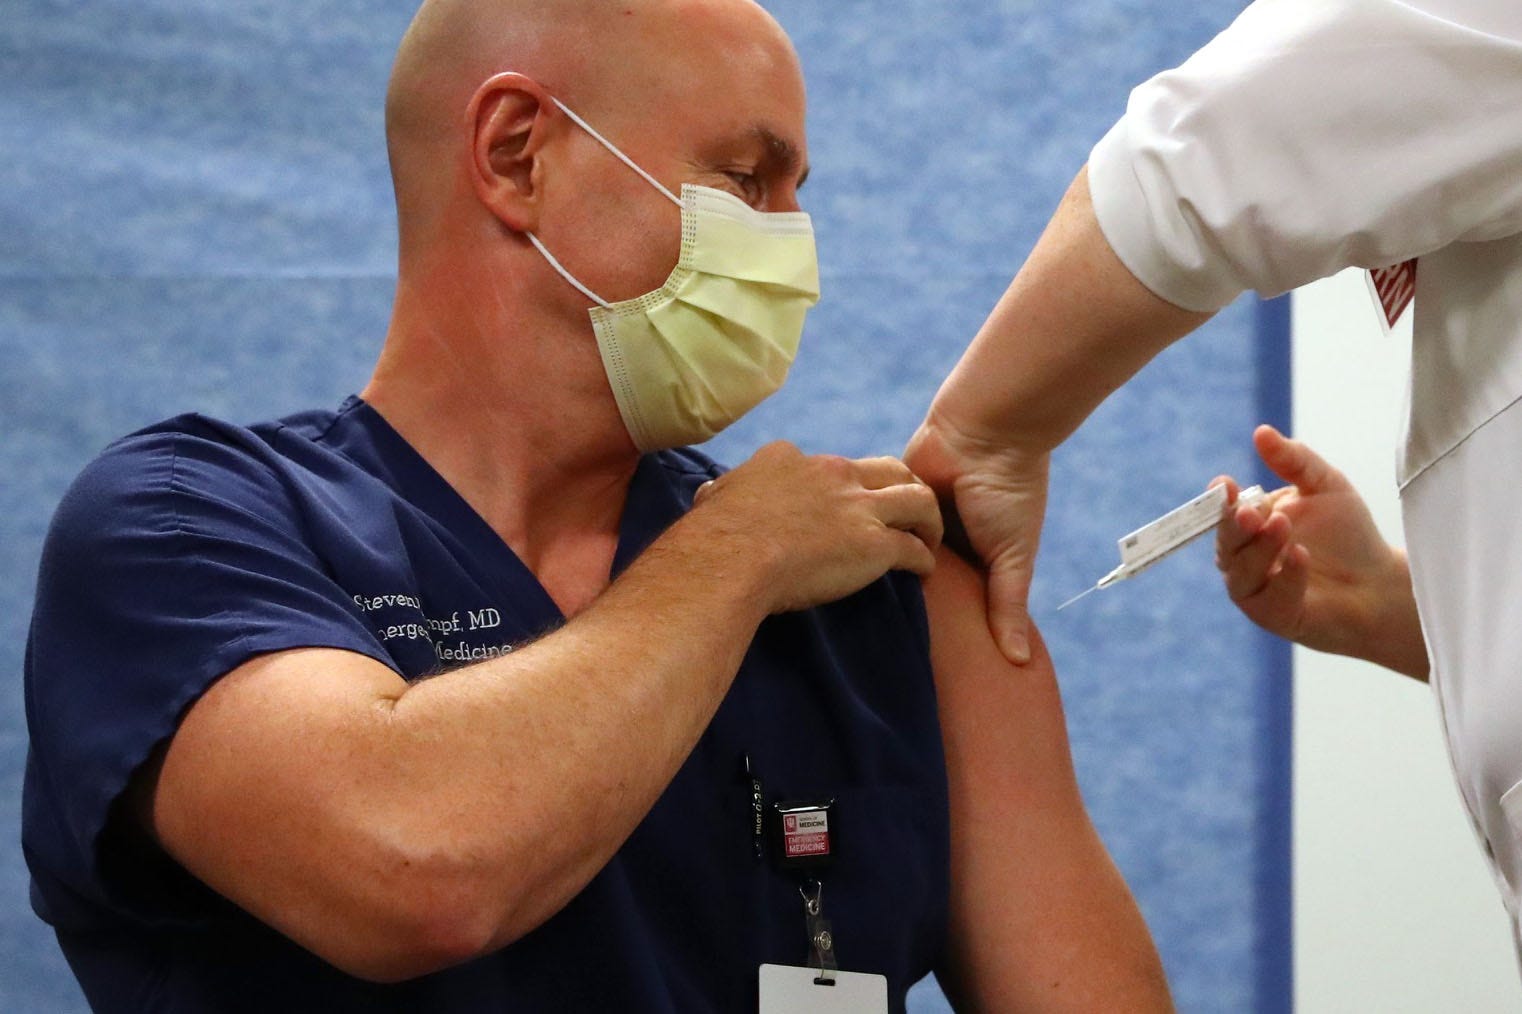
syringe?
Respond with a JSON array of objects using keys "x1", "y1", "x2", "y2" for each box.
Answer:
[{"x1": 1058, "y1": 483, "x2": 1267, "y2": 610}]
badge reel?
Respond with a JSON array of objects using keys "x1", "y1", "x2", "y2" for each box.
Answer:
[
  {"x1": 772, "y1": 801, "x2": 837, "y2": 981},
  {"x1": 757, "y1": 799, "x2": 888, "y2": 1014}
]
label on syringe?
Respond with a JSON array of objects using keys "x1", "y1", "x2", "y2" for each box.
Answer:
[
  {"x1": 1120, "y1": 486, "x2": 1225, "y2": 566},
  {"x1": 1107, "y1": 483, "x2": 1265, "y2": 584},
  {"x1": 1059, "y1": 484, "x2": 1268, "y2": 610}
]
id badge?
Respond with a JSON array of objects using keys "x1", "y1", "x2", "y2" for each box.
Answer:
[
  {"x1": 770, "y1": 799, "x2": 835, "y2": 871},
  {"x1": 758, "y1": 964, "x2": 888, "y2": 1014}
]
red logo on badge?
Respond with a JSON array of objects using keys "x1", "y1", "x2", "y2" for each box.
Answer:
[{"x1": 782, "y1": 810, "x2": 830, "y2": 858}]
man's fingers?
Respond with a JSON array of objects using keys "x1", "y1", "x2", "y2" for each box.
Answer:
[
  {"x1": 888, "y1": 528, "x2": 939, "y2": 578},
  {"x1": 871, "y1": 481, "x2": 944, "y2": 550},
  {"x1": 986, "y1": 561, "x2": 1032, "y2": 664},
  {"x1": 852, "y1": 454, "x2": 943, "y2": 549},
  {"x1": 854, "y1": 455, "x2": 919, "y2": 490}
]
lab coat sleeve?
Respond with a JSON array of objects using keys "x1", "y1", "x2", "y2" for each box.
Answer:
[{"x1": 1087, "y1": 0, "x2": 1522, "y2": 312}]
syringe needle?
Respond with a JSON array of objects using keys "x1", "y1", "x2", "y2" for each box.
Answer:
[{"x1": 1057, "y1": 584, "x2": 1101, "y2": 611}]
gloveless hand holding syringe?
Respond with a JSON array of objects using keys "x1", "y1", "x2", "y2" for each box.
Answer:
[{"x1": 1059, "y1": 483, "x2": 1267, "y2": 610}]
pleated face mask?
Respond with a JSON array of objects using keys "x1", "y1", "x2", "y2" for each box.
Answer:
[{"x1": 527, "y1": 97, "x2": 820, "y2": 451}]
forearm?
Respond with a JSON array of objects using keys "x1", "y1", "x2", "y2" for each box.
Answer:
[
  {"x1": 924, "y1": 166, "x2": 1212, "y2": 456},
  {"x1": 154, "y1": 510, "x2": 776, "y2": 981},
  {"x1": 387, "y1": 521, "x2": 773, "y2": 943}
]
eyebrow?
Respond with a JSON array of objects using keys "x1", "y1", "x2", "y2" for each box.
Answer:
[{"x1": 754, "y1": 126, "x2": 810, "y2": 189}]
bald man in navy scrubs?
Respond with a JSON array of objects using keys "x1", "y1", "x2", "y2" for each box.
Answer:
[{"x1": 22, "y1": 2, "x2": 1170, "y2": 1011}]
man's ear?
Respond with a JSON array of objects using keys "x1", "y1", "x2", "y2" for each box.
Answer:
[{"x1": 467, "y1": 72, "x2": 554, "y2": 234}]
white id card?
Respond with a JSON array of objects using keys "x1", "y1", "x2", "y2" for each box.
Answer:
[{"x1": 758, "y1": 964, "x2": 888, "y2": 1014}]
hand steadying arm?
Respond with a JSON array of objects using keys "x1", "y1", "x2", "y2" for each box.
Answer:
[
  {"x1": 909, "y1": 1, "x2": 1522, "y2": 665},
  {"x1": 907, "y1": 166, "x2": 1211, "y2": 663}
]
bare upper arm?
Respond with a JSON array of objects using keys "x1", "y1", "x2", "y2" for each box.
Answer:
[
  {"x1": 137, "y1": 646, "x2": 455, "y2": 980},
  {"x1": 924, "y1": 547, "x2": 1173, "y2": 1011}
]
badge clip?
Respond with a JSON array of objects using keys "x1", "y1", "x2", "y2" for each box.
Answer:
[{"x1": 801, "y1": 879, "x2": 838, "y2": 985}]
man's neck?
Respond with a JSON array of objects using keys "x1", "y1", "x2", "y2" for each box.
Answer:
[{"x1": 362, "y1": 308, "x2": 642, "y2": 617}]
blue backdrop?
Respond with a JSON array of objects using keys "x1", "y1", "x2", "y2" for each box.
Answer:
[{"x1": 0, "y1": 1, "x2": 1284, "y2": 1010}]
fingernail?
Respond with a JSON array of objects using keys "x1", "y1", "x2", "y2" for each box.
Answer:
[{"x1": 1003, "y1": 632, "x2": 1031, "y2": 665}]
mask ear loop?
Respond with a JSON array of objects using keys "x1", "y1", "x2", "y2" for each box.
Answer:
[
  {"x1": 524, "y1": 92, "x2": 687, "y2": 307},
  {"x1": 525, "y1": 232, "x2": 613, "y2": 309},
  {"x1": 549, "y1": 97, "x2": 684, "y2": 209}
]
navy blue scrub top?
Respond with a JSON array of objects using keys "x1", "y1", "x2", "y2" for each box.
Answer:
[{"x1": 23, "y1": 397, "x2": 951, "y2": 1013}]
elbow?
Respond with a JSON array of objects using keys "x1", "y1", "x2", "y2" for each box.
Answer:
[
  {"x1": 339, "y1": 887, "x2": 500, "y2": 984},
  {"x1": 306, "y1": 837, "x2": 525, "y2": 984},
  {"x1": 234, "y1": 777, "x2": 580, "y2": 982},
  {"x1": 338, "y1": 829, "x2": 593, "y2": 982}
]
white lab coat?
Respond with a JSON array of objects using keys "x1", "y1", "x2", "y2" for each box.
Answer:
[{"x1": 1086, "y1": 0, "x2": 1522, "y2": 951}]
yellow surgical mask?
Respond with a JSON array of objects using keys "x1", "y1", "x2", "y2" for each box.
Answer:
[{"x1": 527, "y1": 98, "x2": 820, "y2": 451}]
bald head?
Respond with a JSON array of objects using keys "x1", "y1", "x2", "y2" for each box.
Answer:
[
  {"x1": 387, "y1": 0, "x2": 604, "y2": 160},
  {"x1": 370, "y1": 0, "x2": 811, "y2": 450},
  {"x1": 385, "y1": 0, "x2": 801, "y2": 246}
]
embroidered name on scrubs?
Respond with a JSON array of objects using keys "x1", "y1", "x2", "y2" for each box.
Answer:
[{"x1": 351, "y1": 592, "x2": 519, "y2": 664}]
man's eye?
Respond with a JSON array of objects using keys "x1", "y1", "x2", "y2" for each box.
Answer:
[{"x1": 724, "y1": 171, "x2": 763, "y2": 204}]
